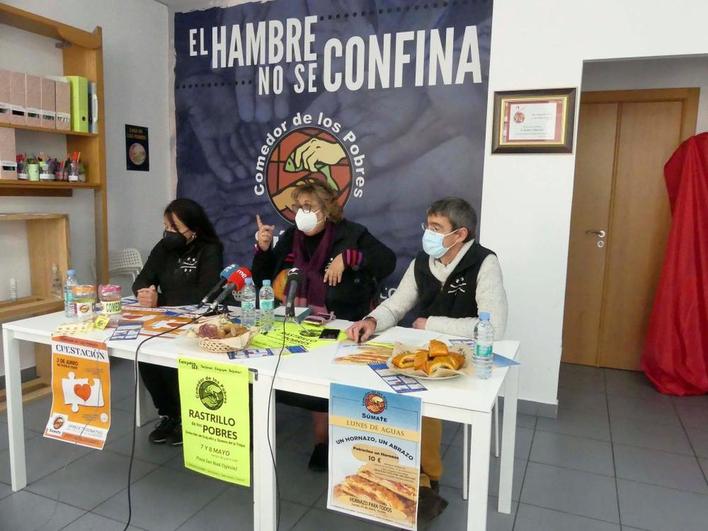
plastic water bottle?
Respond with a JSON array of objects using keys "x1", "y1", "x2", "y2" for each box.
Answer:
[
  {"x1": 473, "y1": 311, "x2": 494, "y2": 379},
  {"x1": 240, "y1": 278, "x2": 257, "y2": 328},
  {"x1": 258, "y1": 280, "x2": 275, "y2": 332},
  {"x1": 64, "y1": 269, "x2": 78, "y2": 318}
]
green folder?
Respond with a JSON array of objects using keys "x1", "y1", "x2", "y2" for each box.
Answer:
[{"x1": 65, "y1": 76, "x2": 88, "y2": 133}]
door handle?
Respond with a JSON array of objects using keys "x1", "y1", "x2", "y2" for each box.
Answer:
[{"x1": 585, "y1": 229, "x2": 606, "y2": 238}]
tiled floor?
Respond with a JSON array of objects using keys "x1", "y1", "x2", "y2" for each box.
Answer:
[{"x1": 0, "y1": 360, "x2": 707, "y2": 530}]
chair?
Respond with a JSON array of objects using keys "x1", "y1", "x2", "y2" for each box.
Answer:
[{"x1": 109, "y1": 248, "x2": 143, "y2": 282}]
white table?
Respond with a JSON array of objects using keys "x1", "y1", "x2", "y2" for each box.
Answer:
[
  {"x1": 2, "y1": 313, "x2": 519, "y2": 531},
  {"x1": 251, "y1": 323, "x2": 520, "y2": 531}
]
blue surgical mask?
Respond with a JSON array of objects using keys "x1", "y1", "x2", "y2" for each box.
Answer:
[{"x1": 422, "y1": 229, "x2": 457, "y2": 259}]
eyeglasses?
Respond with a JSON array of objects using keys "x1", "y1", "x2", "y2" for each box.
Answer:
[
  {"x1": 292, "y1": 205, "x2": 319, "y2": 214},
  {"x1": 421, "y1": 223, "x2": 457, "y2": 235}
]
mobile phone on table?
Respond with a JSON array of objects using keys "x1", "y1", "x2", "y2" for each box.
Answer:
[{"x1": 319, "y1": 328, "x2": 340, "y2": 340}]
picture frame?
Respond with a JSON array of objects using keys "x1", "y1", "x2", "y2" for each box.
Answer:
[{"x1": 491, "y1": 88, "x2": 576, "y2": 153}]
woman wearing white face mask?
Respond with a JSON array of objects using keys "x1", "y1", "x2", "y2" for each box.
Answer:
[{"x1": 251, "y1": 180, "x2": 396, "y2": 470}]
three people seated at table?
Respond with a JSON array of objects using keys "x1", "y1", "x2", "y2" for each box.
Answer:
[
  {"x1": 347, "y1": 196, "x2": 508, "y2": 519},
  {"x1": 251, "y1": 180, "x2": 396, "y2": 470},
  {"x1": 132, "y1": 198, "x2": 223, "y2": 445}
]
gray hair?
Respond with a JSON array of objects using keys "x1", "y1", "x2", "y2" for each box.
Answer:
[{"x1": 427, "y1": 197, "x2": 477, "y2": 242}]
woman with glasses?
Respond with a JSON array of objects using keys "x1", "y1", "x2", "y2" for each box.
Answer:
[
  {"x1": 252, "y1": 179, "x2": 396, "y2": 470},
  {"x1": 132, "y1": 198, "x2": 223, "y2": 445}
]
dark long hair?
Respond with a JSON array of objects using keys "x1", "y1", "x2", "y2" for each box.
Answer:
[{"x1": 164, "y1": 198, "x2": 222, "y2": 248}]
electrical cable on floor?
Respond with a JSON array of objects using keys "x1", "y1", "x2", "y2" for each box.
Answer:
[
  {"x1": 265, "y1": 316, "x2": 287, "y2": 531},
  {"x1": 122, "y1": 315, "x2": 199, "y2": 531}
]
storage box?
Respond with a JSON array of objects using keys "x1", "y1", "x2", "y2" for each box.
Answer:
[
  {"x1": 9, "y1": 72, "x2": 26, "y2": 125},
  {"x1": 40, "y1": 78, "x2": 56, "y2": 129},
  {"x1": 25, "y1": 75, "x2": 41, "y2": 127},
  {"x1": 65, "y1": 75, "x2": 88, "y2": 133},
  {"x1": 0, "y1": 70, "x2": 10, "y2": 125},
  {"x1": 0, "y1": 127, "x2": 17, "y2": 180},
  {"x1": 54, "y1": 78, "x2": 70, "y2": 131}
]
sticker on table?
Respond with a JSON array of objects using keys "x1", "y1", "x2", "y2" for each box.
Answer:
[
  {"x1": 108, "y1": 323, "x2": 142, "y2": 341},
  {"x1": 178, "y1": 358, "x2": 251, "y2": 486},
  {"x1": 447, "y1": 339, "x2": 520, "y2": 367},
  {"x1": 370, "y1": 363, "x2": 427, "y2": 393},
  {"x1": 328, "y1": 384, "x2": 422, "y2": 530},
  {"x1": 226, "y1": 345, "x2": 307, "y2": 360},
  {"x1": 44, "y1": 336, "x2": 111, "y2": 450}
]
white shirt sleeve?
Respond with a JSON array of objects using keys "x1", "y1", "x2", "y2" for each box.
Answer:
[
  {"x1": 368, "y1": 260, "x2": 419, "y2": 332},
  {"x1": 425, "y1": 254, "x2": 508, "y2": 339}
]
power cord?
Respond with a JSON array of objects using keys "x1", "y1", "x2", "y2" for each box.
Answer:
[
  {"x1": 265, "y1": 316, "x2": 287, "y2": 531},
  {"x1": 122, "y1": 315, "x2": 199, "y2": 531}
]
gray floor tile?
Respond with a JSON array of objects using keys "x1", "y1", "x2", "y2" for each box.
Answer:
[
  {"x1": 0, "y1": 421, "x2": 41, "y2": 452},
  {"x1": 558, "y1": 363, "x2": 605, "y2": 393},
  {"x1": 292, "y1": 507, "x2": 390, "y2": 530},
  {"x1": 105, "y1": 422, "x2": 182, "y2": 465},
  {"x1": 0, "y1": 490, "x2": 85, "y2": 531},
  {"x1": 422, "y1": 489, "x2": 516, "y2": 531},
  {"x1": 530, "y1": 431, "x2": 614, "y2": 476},
  {"x1": 613, "y1": 444, "x2": 708, "y2": 493},
  {"x1": 521, "y1": 462, "x2": 619, "y2": 523},
  {"x1": 62, "y1": 512, "x2": 146, "y2": 530},
  {"x1": 19, "y1": 396, "x2": 54, "y2": 433},
  {"x1": 448, "y1": 426, "x2": 533, "y2": 459},
  {"x1": 0, "y1": 434, "x2": 92, "y2": 484},
  {"x1": 515, "y1": 503, "x2": 620, "y2": 531},
  {"x1": 557, "y1": 385, "x2": 608, "y2": 415},
  {"x1": 618, "y1": 479, "x2": 708, "y2": 531},
  {"x1": 275, "y1": 448, "x2": 328, "y2": 506},
  {"x1": 698, "y1": 458, "x2": 707, "y2": 480},
  {"x1": 686, "y1": 426, "x2": 708, "y2": 458},
  {"x1": 536, "y1": 409, "x2": 611, "y2": 441},
  {"x1": 607, "y1": 394, "x2": 679, "y2": 427},
  {"x1": 675, "y1": 403, "x2": 708, "y2": 429},
  {"x1": 610, "y1": 416, "x2": 693, "y2": 455},
  {"x1": 440, "y1": 444, "x2": 526, "y2": 500},
  {"x1": 604, "y1": 369, "x2": 658, "y2": 399},
  {"x1": 92, "y1": 466, "x2": 229, "y2": 530},
  {"x1": 0, "y1": 482, "x2": 11, "y2": 501},
  {"x1": 496, "y1": 410, "x2": 539, "y2": 430},
  {"x1": 27, "y1": 450, "x2": 157, "y2": 510}
]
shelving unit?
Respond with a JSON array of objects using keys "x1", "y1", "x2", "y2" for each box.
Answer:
[{"x1": 0, "y1": 2, "x2": 108, "y2": 280}]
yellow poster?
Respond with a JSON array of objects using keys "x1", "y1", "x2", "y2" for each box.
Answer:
[
  {"x1": 249, "y1": 321, "x2": 343, "y2": 350},
  {"x1": 44, "y1": 336, "x2": 111, "y2": 450},
  {"x1": 177, "y1": 358, "x2": 251, "y2": 486}
]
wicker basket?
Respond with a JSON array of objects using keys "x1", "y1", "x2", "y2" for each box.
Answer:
[{"x1": 189, "y1": 317, "x2": 258, "y2": 353}]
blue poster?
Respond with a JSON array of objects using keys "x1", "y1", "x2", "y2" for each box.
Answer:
[
  {"x1": 174, "y1": 0, "x2": 493, "y2": 292},
  {"x1": 328, "y1": 383, "x2": 422, "y2": 529}
]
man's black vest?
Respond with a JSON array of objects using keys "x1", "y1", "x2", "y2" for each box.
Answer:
[{"x1": 414, "y1": 242, "x2": 495, "y2": 319}]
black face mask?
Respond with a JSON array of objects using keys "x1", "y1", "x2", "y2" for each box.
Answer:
[{"x1": 162, "y1": 230, "x2": 188, "y2": 251}]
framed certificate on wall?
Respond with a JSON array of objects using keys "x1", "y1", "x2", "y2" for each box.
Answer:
[{"x1": 491, "y1": 88, "x2": 576, "y2": 153}]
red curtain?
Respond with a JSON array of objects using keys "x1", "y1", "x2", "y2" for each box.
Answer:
[{"x1": 642, "y1": 133, "x2": 708, "y2": 395}]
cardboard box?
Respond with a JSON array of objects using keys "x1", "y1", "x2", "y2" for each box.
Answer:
[
  {"x1": 0, "y1": 127, "x2": 17, "y2": 180},
  {"x1": 0, "y1": 70, "x2": 10, "y2": 125},
  {"x1": 25, "y1": 74, "x2": 42, "y2": 127},
  {"x1": 41, "y1": 78, "x2": 56, "y2": 129},
  {"x1": 55, "y1": 78, "x2": 70, "y2": 131},
  {"x1": 10, "y1": 71, "x2": 26, "y2": 125}
]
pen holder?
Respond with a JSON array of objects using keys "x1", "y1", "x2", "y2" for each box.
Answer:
[{"x1": 27, "y1": 162, "x2": 39, "y2": 181}]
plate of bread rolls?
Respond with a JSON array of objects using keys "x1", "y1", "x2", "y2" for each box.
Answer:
[{"x1": 387, "y1": 339, "x2": 472, "y2": 379}]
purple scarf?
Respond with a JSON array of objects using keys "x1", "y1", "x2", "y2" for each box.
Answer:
[{"x1": 292, "y1": 221, "x2": 336, "y2": 310}]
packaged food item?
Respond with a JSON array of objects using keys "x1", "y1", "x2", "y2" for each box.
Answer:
[
  {"x1": 72, "y1": 284, "x2": 96, "y2": 321},
  {"x1": 98, "y1": 284, "x2": 122, "y2": 315}
]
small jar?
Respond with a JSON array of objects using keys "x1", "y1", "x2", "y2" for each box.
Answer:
[
  {"x1": 98, "y1": 284, "x2": 122, "y2": 315},
  {"x1": 72, "y1": 284, "x2": 96, "y2": 321}
]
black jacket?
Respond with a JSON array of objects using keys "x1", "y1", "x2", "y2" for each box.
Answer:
[
  {"x1": 252, "y1": 220, "x2": 396, "y2": 320},
  {"x1": 414, "y1": 242, "x2": 495, "y2": 319},
  {"x1": 132, "y1": 238, "x2": 223, "y2": 306}
]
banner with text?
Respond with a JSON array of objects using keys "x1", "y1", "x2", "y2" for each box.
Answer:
[
  {"x1": 174, "y1": 0, "x2": 493, "y2": 291},
  {"x1": 178, "y1": 358, "x2": 251, "y2": 486},
  {"x1": 44, "y1": 336, "x2": 111, "y2": 450},
  {"x1": 328, "y1": 383, "x2": 422, "y2": 529}
]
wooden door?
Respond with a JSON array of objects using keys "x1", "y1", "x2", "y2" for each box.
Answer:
[{"x1": 562, "y1": 89, "x2": 698, "y2": 370}]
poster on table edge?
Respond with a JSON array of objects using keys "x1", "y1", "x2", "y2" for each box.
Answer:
[
  {"x1": 328, "y1": 383, "x2": 422, "y2": 529},
  {"x1": 178, "y1": 357, "x2": 251, "y2": 486},
  {"x1": 44, "y1": 336, "x2": 111, "y2": 450}
]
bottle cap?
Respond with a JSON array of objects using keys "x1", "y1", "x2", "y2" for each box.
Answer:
[
  {"x1": 479, "y1": 311, "x2": 491, "y2": 321},
  {"x1": 245, "y1": 277, "x2": 253, "y2": 285},
  {"x1": 263, "y1": 280, "x2": 271, "y2": 286},
  {"x1": 67, "y1": 269, "x2": 76, "y2": 276}
]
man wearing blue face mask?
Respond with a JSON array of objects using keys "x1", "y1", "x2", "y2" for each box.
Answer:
[{"x1": 346, "y1": 196, "x2": 508, "y2": 522}]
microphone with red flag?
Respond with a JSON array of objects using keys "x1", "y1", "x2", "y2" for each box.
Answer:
[{"x1": 207, "y1": 266, "x2": 252, "y2": 312}]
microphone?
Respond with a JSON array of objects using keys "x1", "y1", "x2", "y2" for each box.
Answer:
[
  {"x1": 198, "y1": 264, "x2": 238, "y2": 307},
  {"x1": 208, "y1": 266, "x2": 253, "y2": 311},
  {"x1": 285, "y1": 268, "x2": 302, "y2": 318}
]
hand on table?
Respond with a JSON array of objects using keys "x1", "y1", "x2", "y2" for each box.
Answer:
[
  {"x1": 346, "y1": 318, "x2": 376, "y2": 343},
  {"x1": 323, "y1": 254, "x2": 345, "y2": 287},
  {"x1": 137, "y1": 285, "x2": 158, "y2": 308},
  {"x1": 412, "y1": 318, "x2": 428, "y2": 330}
]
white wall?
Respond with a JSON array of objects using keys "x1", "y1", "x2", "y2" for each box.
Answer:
[
  {"x1": 1, "y1": 0, "x2": 170, "y2": 376},
  {"x1": 583, "y1": 57, "x2": 708, "y2": 132},
  {"x1": 482, "y1": 0, "x2": 708, "y2": 406}
]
